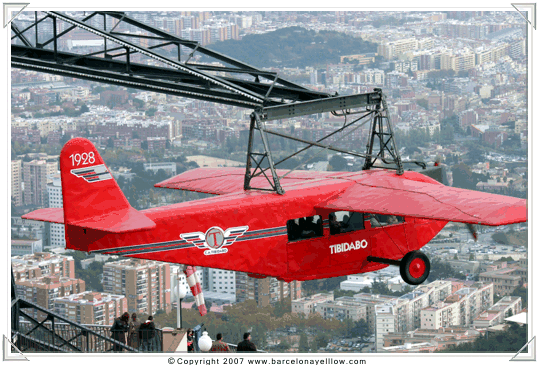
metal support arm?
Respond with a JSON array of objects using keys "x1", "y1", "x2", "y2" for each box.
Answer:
[{"x1": 244, "y1": 111, "x2": 284, "y2": 195}]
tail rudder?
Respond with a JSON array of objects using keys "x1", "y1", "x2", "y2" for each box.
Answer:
[{"x1": 60, "y1": 138, "x2": 154, "y2": 232}]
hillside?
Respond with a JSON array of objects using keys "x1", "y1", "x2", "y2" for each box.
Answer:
[
  {"x1": 206, "y1": 26, "x2": 377, "y2": 68},
  {"x1": 491, "y1": 230, "x2": 528, "y2": 246}
]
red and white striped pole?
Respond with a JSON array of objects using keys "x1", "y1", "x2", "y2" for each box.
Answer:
[{"x1": 183, "y1": 265, "x2": 207, "y2": 316}]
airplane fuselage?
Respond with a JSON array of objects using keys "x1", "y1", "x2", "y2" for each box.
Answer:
[{"x1": 66, "y1": 178, "x2": 447, "y2": 282}]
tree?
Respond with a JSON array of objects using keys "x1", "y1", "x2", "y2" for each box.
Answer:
[
  {"x1": 314, "y1": 333, "x2": 329, "y2": 349},
  {"x1": 329, "y1": 155, "x2": 348, "y2": 171},
  {"x1": 60, "y1": 133, "x2": 71, "y2": 146},
  {"x1": 469, "y1": 253, "x2": 475, "y2": 261},
  {"x1": 146, "y1": 107, "x2": 157, "y2": 117},
  {"x1": 351, "y1": 319, "x2": 369, "y2": 339},
  {"x1": 511, "y1": 286, "x2": 528, "y2": 309},
  {"x1": 417, "y1": 98, "x2": 429, "y2": 110},
  {"x1": 107, "y1": 137, "x2": 115, "y2": 148},
  {"x1": 80, "y1": 104, "x2": 89, "y2": 113},
  {"x1": 298, "y1": 333, "x2": 309, "y2": 352},
  {"x1": 132, "y1": 98, "x2": 144, "y2": 109}
]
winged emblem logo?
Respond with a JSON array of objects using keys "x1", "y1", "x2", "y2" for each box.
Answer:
[
  {"x1": 180, "y1": 226, "x2": 249, "y2": 254},
  {"x1": 71, "y1": 164, "x2": 112, "y2": 183}
]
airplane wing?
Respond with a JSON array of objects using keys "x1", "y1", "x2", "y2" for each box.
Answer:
[
  {"x1": 316, "y1": 172, "x2": 526, "y2": 226},
  {"x1": 155, "y1": 167, "x2": 350, "y2": 195},
  {"x1": 22, "y1": 208, "x2": 64, "y2": 224}
]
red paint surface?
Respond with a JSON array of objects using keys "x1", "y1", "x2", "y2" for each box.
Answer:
[{"x1": 22, "y1": 138, "x2": 528, "y2": 283}]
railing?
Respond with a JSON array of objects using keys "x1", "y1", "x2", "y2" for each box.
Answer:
[
  {"x1": 226, "y1": 343, "x2": 266, "y2": 353},
  {"x1": 17, "y1": 320, "x2": 163, "y2": 352}
]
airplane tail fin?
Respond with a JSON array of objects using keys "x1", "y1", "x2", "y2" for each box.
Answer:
[{"x1": 23, "y1": 138, "x2": 155, "y2": 233}]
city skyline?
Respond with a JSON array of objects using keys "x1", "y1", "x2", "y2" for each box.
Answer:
[{"x1": 7, "y1": 7, "x2": 533, "y2": 360}]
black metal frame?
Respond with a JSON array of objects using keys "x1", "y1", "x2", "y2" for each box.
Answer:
[
  {"x1": 11, "y1": 11, "x2": 413, "y2": 194},
  {"x1": 11, "y1": 11, "x2": 329, "y2": 109},
  {"x1": 362, "y1": 89, "x2": 404, "y2": 175}
]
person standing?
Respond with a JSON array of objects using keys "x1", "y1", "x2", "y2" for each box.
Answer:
[
  {"x1": 110, "y1": 312, "x2": 130, "y2": 352},
  {"x1": 138, "y1": 316, "x2": 156, "y2": 352},
  {"x1": 237, "y1": 332, "x2": 257, "y2": 352},
  {"x1": 127, "y1": 313, "x2": 140, "y2": 349},
  {"x1": 210, "y1": 333, "x2": 231, "y2": 352}
]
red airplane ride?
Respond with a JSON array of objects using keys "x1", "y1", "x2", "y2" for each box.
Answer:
[{"x1": 23, "y1": 137, "x2": 527, "y2": 286}]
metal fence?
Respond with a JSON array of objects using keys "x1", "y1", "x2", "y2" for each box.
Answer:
[{"x1": 17, "y1": 320, "x2": 162, "y2": 353}]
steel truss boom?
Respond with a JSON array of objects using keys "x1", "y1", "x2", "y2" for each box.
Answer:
[
  {"x1": 11, "y1": 11, "x2": 330, "y2": 108},
  {"x1": 11, "y1": 11, "x2": 407, "y2": 194}
]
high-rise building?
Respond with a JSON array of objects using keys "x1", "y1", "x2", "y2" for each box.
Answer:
[
  {"x1": 12, "y1": 252, "x2": 76, "y2": 280},
  {"x1": 348, "y1": 293, "x2": 398, "y2": 332},
  {"x1": 53, "y1": 291, "x2": 127, "y2": 325},
  {"x1": 103, "y1": 259, "x2": 171, "y2": 315},
  {"x1": 236, "y1": 273, "x2": 301, "y2": 307},
  {"x1": 420, "y1": 282, "x2": 493, "y2": 330},
  {"x1": 23, "y1": 159, "x2": 58, "y2": 206},
  {"x1": 47, "y1": 175, "x2": 65, "y2": 246},
  {"x1": 14, "y1": 275, "x2": 85, "y2": 321},
  {"x1": 204, "y1": 268, "x2": 236, "y2": 299},
  {"x1": 11, "y1": 159, "x2": 23, "y2": 206},
  {"x1": 374, "y1": 280, "x2": 453, "y2": 352}
]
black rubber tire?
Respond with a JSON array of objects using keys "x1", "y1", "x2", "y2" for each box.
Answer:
[{"x1": 400, "y1": 250, "x2": 431, "y2": 285}]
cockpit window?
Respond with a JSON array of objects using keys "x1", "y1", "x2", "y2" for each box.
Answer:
[
  {"x1": 329, "y1": 211, "x2": 364, "y2": 235},
  {"x1": 368, "y1": 214, "x2": 404, "y2": 227},
  {"x1": 287, "y1": 215, "x2": 323, "y2": 241}
]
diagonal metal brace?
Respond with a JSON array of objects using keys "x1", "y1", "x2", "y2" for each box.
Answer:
[{"x1": 244, "y1": 111, "x2": 284, "y2": 194}]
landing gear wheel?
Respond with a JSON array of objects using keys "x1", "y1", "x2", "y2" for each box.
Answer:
[{"x1": 400, "y1": 251, "x2": 430, "y2": 285}]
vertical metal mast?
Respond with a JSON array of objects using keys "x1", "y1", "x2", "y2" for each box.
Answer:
[{"x1": 362, "y1": 88, "x2": 404, "y2": 174}]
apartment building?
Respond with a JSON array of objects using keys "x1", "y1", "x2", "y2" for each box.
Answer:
[
  {"x1": 441, "y1": 50, "x2": 476, "y2": 73},
  {"x1": 374, "y1": 280, "x2": 453, "y2": 352},
  {"x1": 204, "y1": 268, "x2": 236, "y2": 299},
  {"x1": 350, "y1": 294, "x2": 398, "y2": 332},
  {"x1": 378, "y1": 38, "x2": 418, "y2": 59},
  {"x1": 11, "y1": 239, "x2": 42, "y2": 256},
  {"x1": 53, "y1": 291, "x2": 127, "y2": 325},
  {"x1": 315, "y1": 299, "x2": 367, "y2": 322},
  {"x1": 292, "y1": 293, "x2": 334, "y2": 316},
  {"x1": 236, "y1": 273, "x2": 301, "y2": 307},
  {"x1": 479, "y1": 266, "x2": 525, "y2": 295},
  {"x1": 11, "y1": 159, "x2": 23, "y2": 206},
  {"x1": 47, "y1": 175, "x2": 65, "y2": 246},
  {"x1": 420, "y1": 282, "x2": 493, "y2": 330},
  {"x1": 12, "y1": 252, "x2": 76, "y2": 280},
  {"x1": 23, "y1": 159, "x2": 58, "y2": 207},
  {"x1": 14, "y1": 275, "x2": 85, "y2": 321},
  {"x1": 473, "y1": 296, "x2": 522, "y2": 328},
  {"x1": 103, "y1": 259, "x2": 171, "y2": 315}
]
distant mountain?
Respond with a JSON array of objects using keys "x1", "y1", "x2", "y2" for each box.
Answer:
[{"x1": 206, "y1": 26, "x2": 378, "y2": 68}]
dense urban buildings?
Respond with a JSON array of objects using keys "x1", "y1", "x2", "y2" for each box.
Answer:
[
  {"x1": 236, "y1": 273, "x2": 302, "y2": 307},
  {"x1": 102, "y1": 259, "x2": 172, "y2": 315},
  {"x1": 10, "y1": 10, "x2": 529, "y2": 353},
  {"x1": 53, "y1": 291, "x2": 128, "y2": 325}
]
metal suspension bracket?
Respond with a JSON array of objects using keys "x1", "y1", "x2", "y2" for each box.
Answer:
[
  {"x1": 244, "y1": 110, "x2": 285, "y2": 195},
  {"x1": 363, "y1": 88, "x2": 404, "y2": 175}
]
